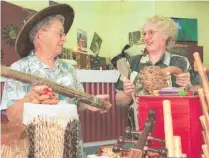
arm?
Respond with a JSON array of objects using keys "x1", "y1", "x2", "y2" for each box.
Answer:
[
  {"x1": 115, "y1": 55, "x2": 142, "y2": 107},
  {"x1": 1, "y1": 77, "x2": 28, "y2": 123},
  {"x1": 4, "y1": 83, "x2": 58, "y2": 123},
  {"x1": 170, "y1": 55, "x2": 196, "y2": 87},
  {"x1": 115, "y1": 79, "x2": 135, "y2": 107},
  {"x1": 67, "y1": 64, "x2": 112, "y2": 112},
  {"x1": 6, "y1": 97, "x2": 30, "y2": 123},
  {"x1": 116, "y1": 91, "x2": 133, "y2": 107}
]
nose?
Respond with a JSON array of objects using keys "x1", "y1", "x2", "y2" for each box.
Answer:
[
  {"x1": 63, "y1": 36, "x2": 67, "y2": 43},
  {"x1": 143, "y1": 34, "x2": 149, "y2": 42},
  {"x1": 60, "y1": 35, "x2": 66, "y2": 43},
  {"x1": 143, "y1": 32, "x2": 150, "y2": 40}
]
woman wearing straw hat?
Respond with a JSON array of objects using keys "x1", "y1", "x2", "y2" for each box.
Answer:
[{"x1": 1, "y1": 3, "x2": 111, "y2": 157}]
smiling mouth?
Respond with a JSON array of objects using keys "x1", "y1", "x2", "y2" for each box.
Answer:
[{"x1": 146, "y1": 42, "x2": 153, "y2": 45}]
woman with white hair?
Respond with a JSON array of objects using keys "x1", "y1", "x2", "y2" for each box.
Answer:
[{"x1": 116, "y1": 16, "x2": 195, "y2": 106}]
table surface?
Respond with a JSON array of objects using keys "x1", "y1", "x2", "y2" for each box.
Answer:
[{"x1": 137, "y1": 95, "x2": 199, "y2": 99}]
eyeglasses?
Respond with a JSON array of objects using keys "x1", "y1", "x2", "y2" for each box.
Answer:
[
  {"x1": 42, "y1": 28, "x2": 65, "y2": 38},
  {"x1": 142, "y1": 30, "x2": 159, "y2": 38}
]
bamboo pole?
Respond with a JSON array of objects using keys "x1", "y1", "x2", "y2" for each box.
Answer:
[
  {"x1": 163, "y1": 100, "x2": 174, "y2": 157},
  {"x1": 200, "y1": 116, "x2": 209, "y2": 154},
  {"x1": 0, "y1": 65, "x2": 110, "y2": 110},
  {"x1": 193, "y1": 52, "x2": 209, "y2": 105},
  {"x1": 198, "y1": 88, "x2": 209, "y2": 116},
  {"x1": 174, "y1": 136, "x2": 182, "y2": 157},
  {"x1": 202, "y1": 144, "x2": 209, "y2": 158}
]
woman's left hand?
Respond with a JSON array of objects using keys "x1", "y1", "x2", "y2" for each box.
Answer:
[
  {"x1": 175, "y1": 72, "x2": 191, "y2": 87},
  {"x1": 82, "y1": 95, "x2": 111, "y2": 114}
]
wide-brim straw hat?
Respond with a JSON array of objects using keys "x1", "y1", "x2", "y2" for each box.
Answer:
[{"x1": 15, "y1": 4, "x2": 74, "y2": 58}]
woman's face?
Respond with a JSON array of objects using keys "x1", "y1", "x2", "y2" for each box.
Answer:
[
  {"x1": 143, "y1": 22, "x2": 167, "y2": 53},
  {"x1": 40, "y1": 20, "x2": 66, "y2": 57}
]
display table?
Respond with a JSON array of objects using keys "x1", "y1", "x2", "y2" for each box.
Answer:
[{"x1": 137, "y1": 96, "x2": 202, "y2": 158}]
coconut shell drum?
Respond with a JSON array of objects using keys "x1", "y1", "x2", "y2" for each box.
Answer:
[{"x1": 1, "y1": 123, "x2": 29, "y2": 158}]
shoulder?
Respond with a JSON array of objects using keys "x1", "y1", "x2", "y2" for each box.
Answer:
[
  {"x1": 58, "y1": 59, "x2": 76, "y2": 74},
  {"x1": 128, "y1": 54, "x2": 143, "y2": 63},
  {"x1": 170, "y1": 53, "x2": 189, "y2": 64},
  {"x1": 169, "y1": 53, "x2": 190, "y2": 71},
  {"x1": 127, "y1": 54, "x2": 146, "y2": 71},
  {"x1": 10, "y1": 56, "x2": 30, "y2": 72},
  {"x1": 170, "y1": 53, "x2": 188, "y2": 60},
  {"x1": 128, "y1": 54, "x2": 144, "y2": 67}
]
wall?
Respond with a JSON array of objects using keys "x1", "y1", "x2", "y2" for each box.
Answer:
[
  {"x1": 7, "y1": 1, "x2": 209, "y2": 64},
  {"x1": 155, "y1": 1, "x2": 209, "y2": 64}
]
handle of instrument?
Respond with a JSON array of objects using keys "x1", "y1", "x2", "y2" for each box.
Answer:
[{"x1": 131, "y1": 92, "x2": 139, "y2": 131}]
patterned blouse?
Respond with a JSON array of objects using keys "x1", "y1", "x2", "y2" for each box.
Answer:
[
  {"x1": 1, "y1": 50, "x2": 85, "y2": 157},
  {"x1": 116, "y1": 51, "x2": 196, "y2": 96}
]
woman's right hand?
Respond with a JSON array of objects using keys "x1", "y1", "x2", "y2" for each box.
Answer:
[
  {"x1": 123, "y1": 78, "x2": 136, "y2": 97},
  {"x1": 23, "y1": 85, "x2": 59, "y2": 104}
]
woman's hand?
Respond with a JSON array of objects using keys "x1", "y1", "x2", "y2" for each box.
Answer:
[
  {"x1": 123, "y1": 78, "x2": 136, "y2": 97},
  {"x1": 175, "y1": 72, "x2": 191, "y2": 87},
  {"x1": 23, "y1": 85, "x2": 59, "y2": 104},
  {"x1": 80, "y1": 95, "x2": 112, "y2": 114}
]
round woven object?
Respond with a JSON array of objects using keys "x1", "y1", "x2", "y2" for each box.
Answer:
[
  {"x1": 138, "y1": 66, "x2": 168, "y2": 94},
  {"x1": 1, "y1": 123, "x2": 29, "y2": 158}
]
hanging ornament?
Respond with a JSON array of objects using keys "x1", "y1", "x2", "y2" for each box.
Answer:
[{"x1": 2, "y1": 24, "x2": 19, "y2": 47}]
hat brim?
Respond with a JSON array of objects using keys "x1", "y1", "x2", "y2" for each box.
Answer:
[{"x1": 15, "y1": 4, "x2": 74, "y2": 58}]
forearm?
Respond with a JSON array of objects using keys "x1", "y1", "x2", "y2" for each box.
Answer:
[
  {"x1": 77, "y1": 102, "x2": 102, "y2": 112},
  {"x1": 77, "y1": 102, "x2": 88, "y2": 112},
  {"x1": 6, "y1": 97, "x2": 30, "y2": 123},
  {"x1": 116, "y1": 91, "x2": 133, "y2": 107}
]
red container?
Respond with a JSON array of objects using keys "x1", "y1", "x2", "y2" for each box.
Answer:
[{"x1": 137, "y1": 96, "x2": 202, "y2": 158}]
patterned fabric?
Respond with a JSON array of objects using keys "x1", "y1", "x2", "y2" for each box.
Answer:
[
  {"x1": 116, "y1": 51, "x2": 196, "y2": 96},
  {"x1": 1, "y1": 50, "x2": 85, "y2": 157}
]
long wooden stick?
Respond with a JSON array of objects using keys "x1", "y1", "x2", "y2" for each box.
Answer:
[
  {"x1": 0, "y1": 66, "x2": 109, "y2": 110},
  {"x1": 202, "y1": 144, "x2": 209, "y2": 158},
  {"x1": 198, "y1": 88, "x2": 209, "y2": 131},
  {"x1": 193, "y1": 52, "x2": 209, "y2": 106},
  {"x1": 173, "y1": 136, "x2": 182, "y2": 157},
  {"x1": 163, "y1": 100, "x2": 174, "y2": 157},
  {"x1": 198, "y1": 89, "x2": 209, "y2": 116},
  {"x1": 200, "y1": 116, "x2": 209, "y2": 147}
]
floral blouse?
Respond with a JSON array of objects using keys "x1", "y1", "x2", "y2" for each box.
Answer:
[{"x1": 1, "y1": 50, "x2": 85, "y2": 157}]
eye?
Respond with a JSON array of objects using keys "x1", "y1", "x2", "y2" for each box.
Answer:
[{"x1": 149, "y1": 30, "x2": 154, "y2": 35}]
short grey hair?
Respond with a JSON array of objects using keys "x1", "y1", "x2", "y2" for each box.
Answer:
[
  {"x1": 142, "y1": 15, "x2": 178, "y2": 50},
  {"x1": 29, "y1": 14, "x2": 65, "y2": 43}
]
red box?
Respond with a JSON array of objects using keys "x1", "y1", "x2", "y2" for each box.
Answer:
[{"x1": 137, "y1": 96, "x2": 203, "y2": 158}]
